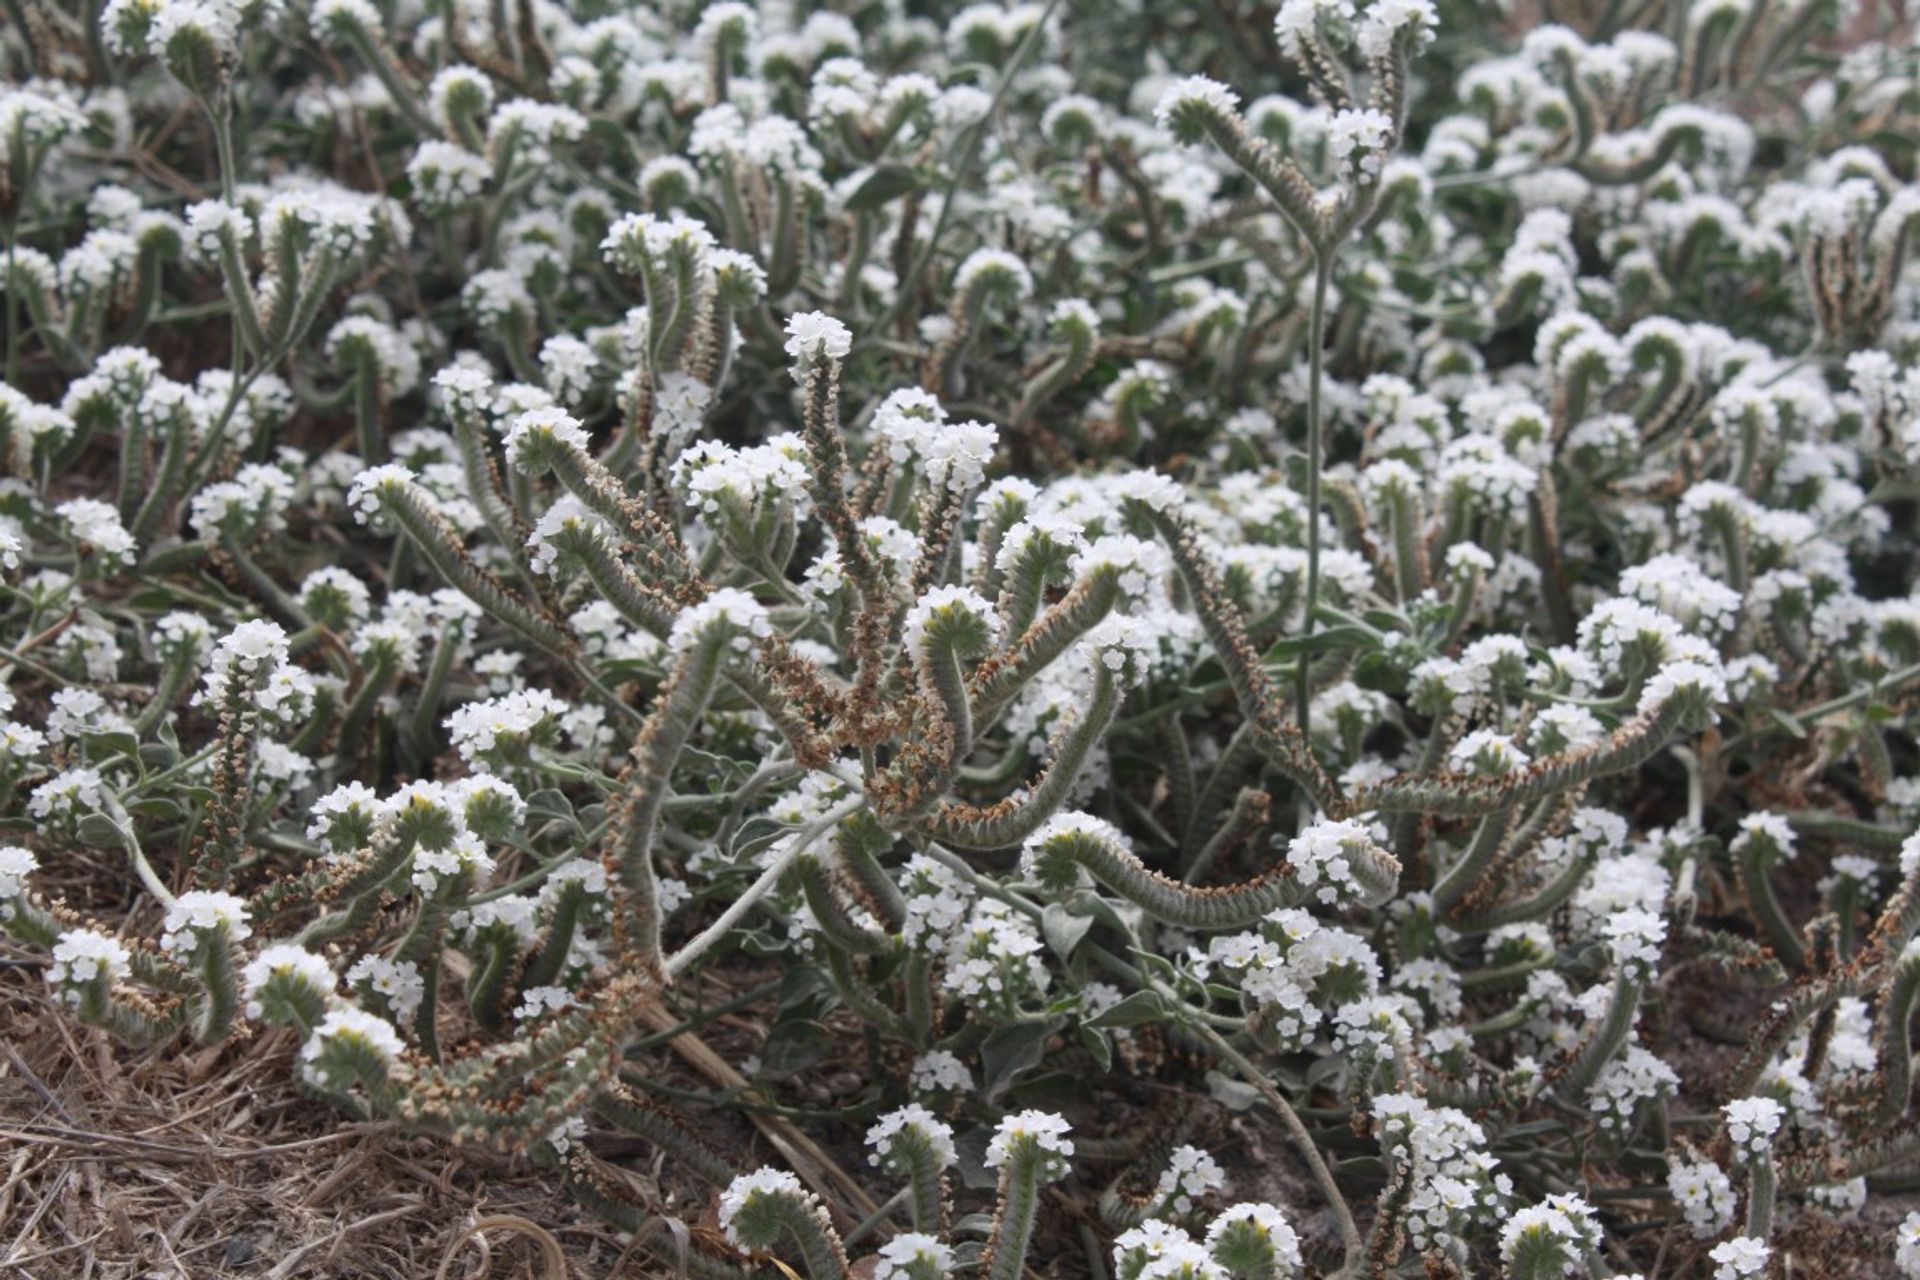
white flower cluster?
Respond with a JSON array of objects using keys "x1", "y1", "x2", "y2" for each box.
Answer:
[
  {"x1": 0, "y1": 846, "x2": 38, "y2": 915},
  {"x1": 1498, "y1": 1193, "x2": 1602, "y2": 1278},
  {"x1": 1371, "y1": 1093, "x2": 1510, "y2": 1252},
  {"x1": 902, "y1": 585, "x2": 1000, "y2": 659},
  {"x1": 47, "y1": 929, "x2": 132, "y2": 1002},
  {"x1": 865, "y1": 1104, "x2": 957, "y2": 1173},
  {"x1": 198, "y1": 620, "x2": 315, "y2": 724},
  {"x1": 1709, "y1": 1237, "x2": 1770, "y2": 1280},
  {"x1": 984, "y1": 1110, "x2": 1074, "y2": 1178},
  {"x1": 300, "y1": 1008, "x2": 407, "y2": 1087},
  {"x1": 1667, "y1": 1158, "x2": 1737, "y2": 1238},
  {"x1": 717, "y1": 1168, "x2": 813, "y2": 1247},
  {"x1": 445, "y1": 688, "x2": 570, "y2": 768},
  {"x1": 1285, "y1": 818, "x2": 1382, "y2": 905},
  {"x1": 160, "y1": 891, "x2": 252, "y2": 955},
  {"x1": 667, "y1": 589, "x2": 774, "y2": 658},
  {"x1": 1602, "y1": 909, "x2": 1667, "y2": 983},
  {"x1": 18, "y1": 0, "x2": 1920, "y2": 1271},
  {"x1": 1151, "y1": 1145, "x2": 1227, "y2": 1217},
  {"x1": 1587, "y1": 1045, "x2": 1679, "y2": 1136},
  {"x1": 784, "y1": 310, "x2": 853, "y2": 367},
  {"x1": 874, "y1": 1235, "x2": 955, "y2": 1280},
  {"x1": 241, "y1": 945, "x2": 337, "y2": 1019},
  {"x1": 1723, "y1": 1096, "x2": 1784, "y2": 1163}
]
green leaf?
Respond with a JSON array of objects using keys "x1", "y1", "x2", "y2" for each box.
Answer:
[
  {"x1": 731, "y1": 816, "x2": 793, "y2": 865},
  {"x1": 1085, "y1": 989, "x2": 1169, "y2": 1030},
  {"x1": 845, "y1": 164, "x2": 921, "y2": 211},
  {"x1": 138, "y1": 742, "x2": 180, "y2": 771},
  {"x1": 1077, "y1": 1025, "x2": 1113, "y2": 1072},
  {"x1": 777, "y1": 963, "x2": 836, "y2": 1013},
  {"x1": 598, "y1": 658, "x2": 665, "y2": 683},
  {"x1": 680, "y1": 746, "x2": 753, "y2": 788},
  {"x1": 1070, "y1": 890, "x2": 1138, "y2": 937},
  {"x1": 980, "y1": 1019, "x2": 1056, "y2": 1099},
  {"x1": 1041, "y1": 903, "x2": 1093, "y2": 960},
  {"x1": 951, "y1": 1133, "x2": 999, "y2": 1191},
  {"x1": 759, "y1": 1016, "x2": 833, "y2": 1077},
  {"x1": 1127, "y1": 947, "x2": 1179, "y2": 982},
  {"x1": 1204, "y1": 1069, "x2": 1261, "y2": 1112},
  {"x1": 82, "y1": 729, "x2": 140, "y2": 765},
  {"x1": 1765, "y1": 707, "x2": 1807, "y2": 738},
  {"x1": 524, "y1": 789, "x2": 576, "y2": 827},
  {"x1": 1265, "y1": 625, "x2": 1378, "y2": 659},
  {"x1": 123, "y1": 796, "x2": 182, "y2": 821},
  {"x1": 77, "y1": 812, "x2": 125, "y2": 849},
  {"x1": 1304, "y1": 1054, "x2": 1346, "y2": 1089}
]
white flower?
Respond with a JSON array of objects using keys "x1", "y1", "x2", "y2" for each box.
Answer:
[
  {"x1": 445, "y1": 687, "x2": 568, "y2": 766},
  {"x1": 347, "y1": 463, "x2": 419, "y2": 522},
  {"x1": 0, "y1": 844, "x2": 37, "y2": 908},
  {"x1": 29, "y1": 768, "x2": 105, "y2": 821},
  {"x1": 1709, "y1": 1237, "x2": 1769, "y2": 1280},
  {"x1": 984, "y1": 1110, "x2": 1074, "y2": 1175},
  {"x1": 953, "y1": 248, "x2": 1033, "y2": 300},
  {"x1": 1498, "y1": 1193, "x2": 1600, "y2": 1276},
  {"x1": 717, "y1": 1168, "x2": 812, "y2": 1247},
  {"x1": 58, "y1": 498, "x2": 137, "y2": 563},
  {"x1": 1588, "y1": 1045, "x2": 1678, "y2": 1135},
  {"x1": 909, "y1": 1049, "x2": 974, "y2": 1094},
  {"x1": 527, "y1": 495, "x2": 615, "y2": 576},
  {"x1": 902, "y1": 585, "x2": 1000, "y2": 658},
  {"x1": 1274, "y1": 0, "x2": 1355, "y2": 58},
  {"x1": 1021, "y1": 810, "x2": 1128, "y2": 882},
  {"x1": 47, "y1": 928, "x2": 131, "y2": 997},
  {"x1": 866, "y1": 1104, "x2": 957, "y2": 1171},
  {"x1": 1204, "y1": 1204, "x2": 1302, "y2": 1275},
  {"x1": 1897, "y1": 1211, "x2": 1920, "y2": 1278},
  {"x1": 667, "y1": 589, "x2": 773, "y2": 657},
  {"x1": 300, "y1": 1008, "x2": 406, "y2": 1085},
  {"x1": 505, "y1": 406, "x2": 590, "y2": 469},
  {"x1": 238, "y1": 941, "x2": 333, "y2": 1015},
  {"x1": 1358, "y1": 0, "x2": 1437, "y2": 57},
  {"x1": 874, "y1": 1234, "x2": 954, "y2": 1280},
  {"x1": 160, "y1": 891, "x2": 251, "y2": 953},
  {"x1": 1729, "y1": 811, "x2": 1796, "y2": 861},
  {"x1": 1667, "y1": 1158, "x2": 1736, "y2": 1238},
  {"x1": 783, "y1": 310, "x2": 852, "y2": 365},
  {"x1": 1285, "y1": 818, "x2": 1377, "y2": 905},
  {"x1": 1603, "y1": 908, "x2": 1666, "y2": 981},
  {"x1": 407, "y1": 142, "x2": 489, "y2": 211},
  {"x1": 1154, "y1": 76, "x2": 1240, "y2": 142},
  {"x1": 346, "y1": 954, "x2": 427, "y2": 1021},
  {"x1": 918, "y1": 419, "x2": 999, "y2": 495},
  {"x1": 1152, "y1": 1144, "x2": 1226, "y2": 1216},
  {"x1": 1723, "y1": 1096, "x2": 1783, "y2": 1162},
  {"x1": 1327, "y1": 108, "x2": 1395, "y2": 179},
  {"x1": 1112, "y1": 1221, "x2": 1212, "y2": 1279},
  {"x1": 411, "y1": 830, "x2": 495, "y2": 892},
  {"x1": 1637, "y1": 659, "x2": 1729, "y2": 715},
  {"x1": 1448, "y1": 729, "x2": 1528, "y2": 776}
]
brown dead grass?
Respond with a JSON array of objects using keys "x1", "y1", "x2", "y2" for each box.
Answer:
[{"x1": 0, "y1": 955, "x2": 625, "y2": 1280}]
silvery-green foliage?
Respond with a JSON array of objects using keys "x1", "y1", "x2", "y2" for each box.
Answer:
[{"x1": 7, "y1": 0, "x2": 1920, "y2": 1274}]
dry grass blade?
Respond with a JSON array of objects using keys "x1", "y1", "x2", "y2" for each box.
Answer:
[
  {"x1": 434, "y1": 1213, "x2": 569, "y2": 1280},
  {"x1": 636, "y1": 1001, "x2": 881, "y2": 1223}
]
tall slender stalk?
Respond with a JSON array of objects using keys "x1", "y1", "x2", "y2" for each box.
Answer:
[{"x1": 1297, "y1": 252, "x2": 1333, "y2": 741}]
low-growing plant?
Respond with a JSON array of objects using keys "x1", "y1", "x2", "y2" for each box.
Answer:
[{"x1": 9, "y1": 0, "x2": 1920, "y2": 1275}]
